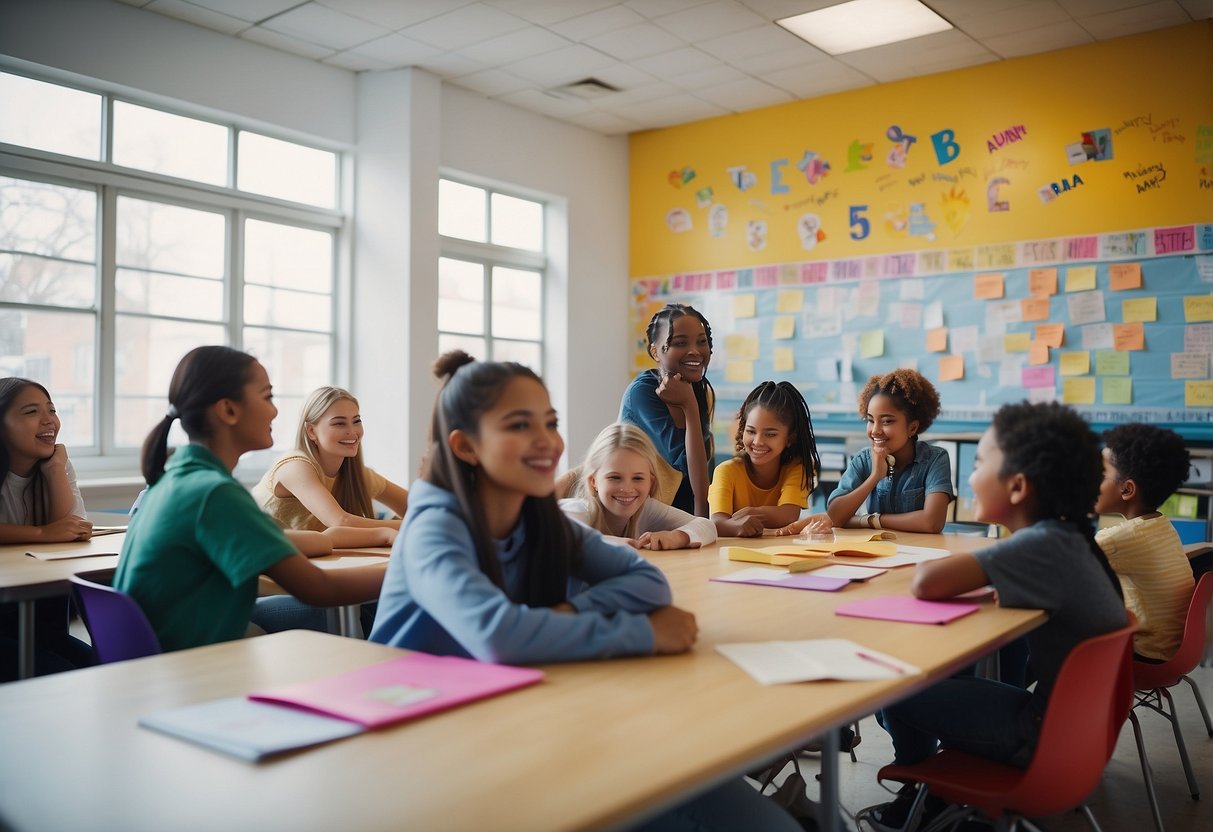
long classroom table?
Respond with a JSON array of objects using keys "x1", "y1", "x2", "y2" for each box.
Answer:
[{"x1": 0, "y1": 532, "x2": 1044, "y2": 831}]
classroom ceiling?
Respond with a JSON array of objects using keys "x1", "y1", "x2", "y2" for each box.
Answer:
[{"x1": 118, "y1": 0, "x2": 1210, "y2": 135}]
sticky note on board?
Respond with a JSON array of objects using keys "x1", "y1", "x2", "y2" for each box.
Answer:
[
  {"x1": 773, "y1": 316, "x2": 796, "y2": 340},
  {"x1": 1108, "y1": 263, "x2": 1142, "y2": 291},
  {"x1": 1113, "y1": 322, "x2": 1145, "y2": 351},
  {"x1": 1029, "y1": 268, "x2": 1058, "y2": 297},
  {"x1": 777, "y1": 290, "x2": 803, "y2": 314},
  {"x1": 1184, "y1": 295, "x2": 1213, "y2": 322},
  {"x1": 1102, "y1": 377, "x2": 1133, "y2": 405},
  {"x1": 1029, "y1": 341, "x2": 1050, "y2": 366},
  {"x1": 974, "y1": 273, "x2": 1005, "y2": 300},
  {"x1": 1065, "y1": 266, "x2": 1097, "y2": 292},
  {"x1": 1081, "y1": 323, "x2": 1114, "y2": 351},
  {"x1": 725, "y1": 360, "x2": 754, "y2": 383},
  {"x1": 926, "y1": 327, "x2": 948, "y2": 352},
  {"x1": 860, "y1": 330, "x2": 885, "y2": 358},
  {"x1": 1060, "y1": 351, "x2": 1091, "y2": 376},
  {"x1": 923, "y1": 301, "x2": 944, "y2": 329},
  {"x1": 1172, "y1": 352, "x2": 1210, "y2": 379},
  {"x1": 1020, "y1": 297, "x2": 1050, "y2": 322},
  {"x1": 1063, "y1": 377, "x2": 1096, "y2": 405},
  {"x1": 1095, "y1": 351, "x2": 1130, "y2": 375},
  {"x1": 1022, "y1": 365, "x2": 1056, "y2": 388},
  {"x1": 1122, "y1": 297, "x2": 1157, "y2": 323},
  {"x1": 725, "y1": 333, "x2": 760, "y2": 360},
  {"x1": 732, "y1": 294, "x2": 757, "y2": 318},
  {"x1": 939, "y1": 354, "x2": 964, "y2": 382},
  {"x1": 773, "y1": 346, "x2": 795, "y2": 372},
  {"x1": 1004, "y1": 332, "x2": 1031, "y2": 352},
  {"x1": 1067, "y1": 290, "x2": 1106, "y2": 325},
  {"x1": 1035, "y1": 323, "x2": 1065, "y2": 348},
  {"x1": 1186, "y1": 380, "x2": 1213, "y2": 407}
]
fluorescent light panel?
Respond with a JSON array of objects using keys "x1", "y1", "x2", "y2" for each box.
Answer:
[{"x1": 777, "y1": 0, "x2": 953, "y2": 55}]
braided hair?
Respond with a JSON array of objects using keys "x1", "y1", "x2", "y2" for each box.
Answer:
[
  {"x1": 645, "y1": 303, "x2": 716, "y2": 461},
  {"x1": 733, "y1": 381, "x2": 821, "y2": 492}
]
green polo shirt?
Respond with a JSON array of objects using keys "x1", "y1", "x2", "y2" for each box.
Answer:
[{"x1": 115, "y1": 444, "x2": 296, "y2": 652}]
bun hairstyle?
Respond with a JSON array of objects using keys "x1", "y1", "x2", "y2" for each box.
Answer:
[
  {"x1": 426, "y1": 350, "x2": 581, "y2": 606},
  {"x1": 297, "y1": 386, "x2": 374, "y2": 518},
  {"x1": 141, "y1": 346, "x2": 257, "y2": 486},
  {"x1": 0, "y1": 377, "x2": 55, "y2": 524}
]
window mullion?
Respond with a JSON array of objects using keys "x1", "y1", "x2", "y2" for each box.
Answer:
[
  {"x1": 98, "y1": 182, "x2": 117, "y2": 456},
  {"x1": 230, "y1": 208, "x2": 243, "y2": 350}
]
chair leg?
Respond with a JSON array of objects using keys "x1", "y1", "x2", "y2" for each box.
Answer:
[
  {"x1": 1128, "y1": 709, "x2": 1167, "y2": 832},
  {"x1": 850, "y1": 721, "x2": 860, "y2": 763},
  {"x1": 1181, "y1": 674, "x2": 1213, "y2": 737},
  {"x1": 1078, "y1": 804, "x2": 1104, "y2": 832},
  {"x1": 1159, "y1": 687, "x2": 1200, "y2": 799}
]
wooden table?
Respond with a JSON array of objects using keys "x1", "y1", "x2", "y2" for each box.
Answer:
[{"x1": 0, "y1": 533, "x2": 1044, "y2": 831}]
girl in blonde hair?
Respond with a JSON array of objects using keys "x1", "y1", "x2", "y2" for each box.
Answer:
[{"x1": 561, "y1": 423, "x2": 715, "y2": 551}]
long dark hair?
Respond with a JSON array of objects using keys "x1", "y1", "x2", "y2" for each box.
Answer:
[
  {"x1": 645, "y1": 303, "x2": 716, "y2": 461},
  {"x1": 0, "y1": 377, "x2": 54, "y2": 524},
  {"x1": 141, "y1": 346, "x2": 257, "y2": 486},
  {"x1": 428, "y1": 350, "x2": 581, "y2": 607},
  {"x1": 733, "y1": 381, "x2": 821, "y2": 492},
  {"x1": 991, "y1": 401, "x2": 1123, "y2": 599}
]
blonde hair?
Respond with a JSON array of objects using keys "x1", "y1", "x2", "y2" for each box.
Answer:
[
  {"x1": 573, "y1": 423, "x2": 662, "y2": 538},
  {"x1": 296, "y1": 386, "x2": 374, "y2": 519}
]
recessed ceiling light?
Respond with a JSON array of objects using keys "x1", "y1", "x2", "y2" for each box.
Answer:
[{"x1": 777, "y1": 0, "x2": 953, "y2": 55}]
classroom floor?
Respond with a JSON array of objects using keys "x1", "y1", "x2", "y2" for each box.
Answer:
[{"x1": 769, "y1": 662, "x2": 1213, "y2": 831}]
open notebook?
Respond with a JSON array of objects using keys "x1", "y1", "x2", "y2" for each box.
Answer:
[{"x1": 139, "y1": 652, "x2": 543, "y2": 761}]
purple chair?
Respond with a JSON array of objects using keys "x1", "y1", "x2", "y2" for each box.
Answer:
[{"x1": 69, "y1": 571, "x2": 161, "y2": 664}]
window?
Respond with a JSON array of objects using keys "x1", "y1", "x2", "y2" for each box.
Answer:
[
  {"x1": 0, "y1": 69, "x2": 343, "y2": 463},
  {"x1": 437, "y1": 178, "x2": 545, "y2": 371}
]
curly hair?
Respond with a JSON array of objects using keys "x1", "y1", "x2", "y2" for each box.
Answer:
[
  {"x1": 732, "y1": 381, "x2": 820, "y2": 492},
  {"x1": 1102, "y1": 424, "x2": 1191, "y2": 511},
  {"x1": 991, "y1": 401, "x2": 1121, "y2": 598},
  {"x1": 858, "y1": 369, "x2": 941, "y2": 434}
]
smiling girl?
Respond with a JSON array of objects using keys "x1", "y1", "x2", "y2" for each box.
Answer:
[
  {"x1": 561, "y1": 422, "x2": 715, "y2": 550},
  {"x1": 620, "y1": 303, "x2": 715, "y2": 517},
  {"x1": 710, "y1": 381, "x2": 823, "y2": 537}
]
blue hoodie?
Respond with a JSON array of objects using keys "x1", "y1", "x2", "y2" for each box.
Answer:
[{"x1": 369, "y1": 480, "x2": 671, "y2": 663}]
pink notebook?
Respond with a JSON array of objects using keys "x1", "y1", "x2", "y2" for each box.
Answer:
[
  {"x1": 834, "y1": 595, "x2": 980, "y2": 625},
  {"x1": 250, "y1": 652, "x2": 543, "y2": 729}
]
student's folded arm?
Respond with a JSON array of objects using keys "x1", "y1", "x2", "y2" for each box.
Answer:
[
  {"x1": 880, "y1": 491, "x2": 952, "y2": 533},
  {"x1": 376, "y1": 480, "x2": 409, "y2": 519},
  {"x1": 734, "y1": 503, "x2": 802, "y2": 528},
  {"x1": 911, "y1": 552, "x2": 988, "y2": 599},
  {"x1": 284, "y1": 529, "x2": 334, "y2": 557},
  {"x1": 565, "y1": 528, "x2": 672, "y2": 615},
  {"x1": 276, "y1": 459, "x2": 397, "y2": 529},
  {"x1": 264, "y1": 553, "x2": 386, "y2": 606}
]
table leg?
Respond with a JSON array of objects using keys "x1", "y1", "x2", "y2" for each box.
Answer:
[
  {"x1": 341, "y1": 604, "x2": 361, "y2": 639},
  {"x1": 820, "y1": 729, "x2": 841, "y2": 832},
  {"x1": 18, "y1": 600, "x2": 35, "y2": 680}
]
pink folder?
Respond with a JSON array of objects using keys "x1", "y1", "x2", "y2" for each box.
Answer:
[
  {"x1": 834, "y1": 595, "x2": 980, "y2": 625},
  {"x1": 250, "y1": 652, "x2": 543, "y2": 729}
]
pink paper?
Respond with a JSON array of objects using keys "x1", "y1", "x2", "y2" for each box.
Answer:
[
  {"x1": 250, "y1": 652, "x2": 543, "y2": 729},
  {"x1": 834, "y1": 595, "x2": 979, "y2": 625},
  {"x1": 710, "y1": 574, "x2": 849, "y2": 592}
]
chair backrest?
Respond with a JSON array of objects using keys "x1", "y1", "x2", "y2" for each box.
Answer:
[
  {"x1": 69, "y1": 571, "x2": 161, "y2": 664},
  {"x1": 1134, "y1": 571, "x2": 1213, "y2": 690},
  {"x1": 1009, "y1": 620, "x2": 1137, "y2": 816}
]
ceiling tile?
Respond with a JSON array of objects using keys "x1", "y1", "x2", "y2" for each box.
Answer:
[
  {"x1": 239, "y1": 26, "x2": 337, "y2": 60},
  {"x1": 923, "y1": 0, "x2": 1050, "y2": 19},
  {"x1": 322, "y1": 51, "x2": 393, "y2": 71},
  {"x1": 261, "y1": 3, "x2": 390, "y2": 50},
  {"x1": 346, "y1": 33, "x2": 445, "y2": 64},
  {"x1": 737, "y1": 0, "x2": 840, "y2": 17},
  {"x1": 590, "y1": 80, "x2": 681, "y2": 107},
  {"x1": 563, "y1": 108, "x2": 645, "y2": 135},
  {"x1": 487, "y1": 0, "x2": 620, "y2": 26},
  {"x1": 416, "y1": 51, "x2": 488, "y2": 77},
  {"x1": 1177, "y1": 0, "x2": 1213, "y2": 17},
  {"x1": 184, "y1": 0, "x2": 299, "y2": 22},
  {"x1": 450, "y1": 68, "x2": 533, "y2": 96},
  {"x1": 590, "y1": 62, "x2": 661, "y2": 90},
  {"x1": 696, "y1": 24, "x2": 808, "y2": 62},
  {"x1": 652, "y1": 0, "x2": 768, "y2": 41},
  {"x1": 730, "y1": 44, "x2": 832, "y2": 74},
  {"x1": 113, "y1": 0, "x2": 154, "y2": 6},
  {"x1": 693, "y1": 77, "x2": 793, "y2": 110},
  {"x1": 980, "y1": 20, "x2": 1093, "y2": 57},
  {"x1": 459, "y1": 27, "x2": 572, "y2": 65},
  {"x1": 762, "y1": 61, "x2": 874, "y2": 98},
  {"x1": 839, "y1": 29, "x2": 997, "y2": 83},
  {"x1": 503, "y1": 44, "x2": 618, "y2": 85},
  {"x1": 606, "y1": 93, "x2": 730, "y2": 128},
  {"x1": 401, "y1": 3, "x2": 530, "y2": 51},
  {"x1": 625, "y1": 0, "x2": 715, "y2": 16},
  {"x1": 1076, "y1": 1, "x2": 1191, "y2": 39},
  {"x1": 631, "y1": 46, "x2": 723, "y2": 77},
  {"x1": 1054, "y1": 0, "x2": 1156, "y2": 15},
  {"x1": 316, "y1": 0, "x2": 476, "y2": 30},
  {"x1": 550, "y1": 5, "x2": 645, "y2": 41},
  {"x1": 948, "y1": 1, "x2": 1073, "y2": 39},
  {"x1": 585, "y1": 22, "x2": 688, "y2": 61},
  {"x1": 145, "y1": 0, "x2": 250, "y2": 34},
  {"x1": 497, "y1": 87, "x2": 593, "y2": 117},
  {"x1": 666, "y1": 63, "x2": 748, "y2": 90}
]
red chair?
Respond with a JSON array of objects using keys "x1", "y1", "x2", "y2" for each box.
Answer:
[
  {"x1": 874, "y1": 620, "x2": 1137, "y2": 832},
  {"x1": 69, "y1": 570, "x2": 161, "y2": 664},
  {"x1": 1128, "y1": 572, "x2": 1213, "y2": 832}
]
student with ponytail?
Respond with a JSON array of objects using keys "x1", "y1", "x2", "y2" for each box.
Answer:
[{"x1": 114, "y1": 346, "x2": 385, "y2": 652}]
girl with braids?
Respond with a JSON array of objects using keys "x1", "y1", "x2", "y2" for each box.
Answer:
[
  {"x1": 709, "y1": 381, "x2": 823, "y2": 537},
  {"x1": 114, "y1": 347, "x2": 385, "y2": 652},
  {"x1": 861, "y1": 401, "x2": 1127, "y2": 831},
  {"x1": 620, "y1": 303, "x2": 715, "y2": 517},
  {"x1": 782, "y1": 368, "x2": 953, "y2": 535}
]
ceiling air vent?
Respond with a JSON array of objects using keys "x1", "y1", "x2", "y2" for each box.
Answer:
[{"x1": 548, "y1": 78, "x2": 621, "y2": 100}]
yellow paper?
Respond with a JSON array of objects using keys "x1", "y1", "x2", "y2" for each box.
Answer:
[
  {"x1": 1034, "y1": 323, "x2": 1065, "y2": 348},
  {"x1": 724, "y1": 359, "x2": 753, "y2": 383},
  {"x1": 1062, "y1": 377, "x2": 1096, "y2": 404},
  {"x1": 1065, "y1": 266, "x2": 1097, "y2": 292},
  {"x1": 1059, "y1": 351, "x2": 1091, "y2": 376},
  {"x1": 776, "y1": 290, "x2": 803, "y2": 314},
  {"x1": 974, "y1": 273, "x2": 1004, "y2": 300},
  {"x1": 732, "y1": 293, "x2": 757, "y2": 318},
  {"x1": 939, "y1": 354, "x2": 964, "y2": 381},
  {"x1": 1095, "y1": 351, "x2": 1129, "y2": 375},
  {"x1": 1184, "y1": 295, "x2": 1213, "y2": 322},
  {"x1": 1020, "y1": 297, "x2": 1050, "y2": 322},
  {"x1": 860, "y1": 329, "x2": 885, "y2": 358},
  {"x1": 1113, "y1": 322, "x2": 1145, "y2": 351},
  {"x1": 1029, "y1": 341, "x2": 1049, "y2": 365},
  {"x1": 773, "y1": 346, "x2": 795, "y2": 372},
  {"x1": 801, "y1": 540, "x2": 898, "y2": 557},
  {"x1": 1102, "y1": 377, "x2": 1133, "y2": 405},
  {"x1": 724, "y1": 333, "x2": 759, "y2": 360},
  {"x1": 1109, "y1": 263, "x2": 1142, "y2": 291},
  {"x1": 1121, "y1": 297, "x2": 1157, "y2": 323},
  {"x1": 1029, "y1": 268, "x2": 1058, "y2": 297},
  {"x1": 1004, "y1": 332, "x2": 1031, "y2": 352},
  {"x1": 926, "y1": 327, "x2": 948, "y2": 352},
  {"x1": 1185, "y1": 380, "x2": 1213, "y2": 407}
]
